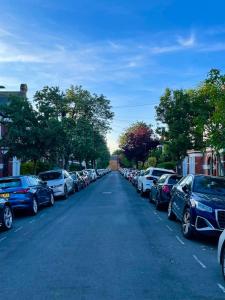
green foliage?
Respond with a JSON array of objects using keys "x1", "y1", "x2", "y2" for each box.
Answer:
[
  {"x1": 21, "y1": 161, "x2": 53, "y2": 175},
  {"x1": 144, "y1": 156, "x2": 157, "y2": 168},
  {"x1": 156, "y1": 161, "x2": 176, "y2": 170},
  {"x1": 69, "y1": 164, "x2": 84, "y2": 171},
  {"x1": 0, "y1": 85, "x2": 113, "y2": 173}
]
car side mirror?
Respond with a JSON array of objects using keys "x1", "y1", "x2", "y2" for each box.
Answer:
[{"x1": 153, "y1": 179, "x2": 157, "y2": 185}]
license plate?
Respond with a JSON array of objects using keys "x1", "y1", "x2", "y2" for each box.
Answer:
[{"x1": 0, "y1": 193, "x2": 10, "y2": 198}]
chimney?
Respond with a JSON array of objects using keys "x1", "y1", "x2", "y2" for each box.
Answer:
[{"x1": 20, "y1": 84, "x2": 28, "y2": 95}]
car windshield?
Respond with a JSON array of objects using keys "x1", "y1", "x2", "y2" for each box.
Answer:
[
  {"x1": 39, "y1": 172, "x2": 62, "y2": 181},
  {"x1": 0, "y1": 178, "x2": 21, "y2": 189},
  {"x1": 152, "y1": 170, "x2": 174, "y2": 177},
  {"x1": 168, "y1": 176, "x2": 182, "y2": 184},
  {"x1": 193, "y1": 176, "x2": 225, "y2": 196}
]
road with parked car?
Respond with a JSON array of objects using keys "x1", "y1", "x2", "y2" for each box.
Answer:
[{"x1": 0, "y1": 170, "x2": 225, "y2": 299}]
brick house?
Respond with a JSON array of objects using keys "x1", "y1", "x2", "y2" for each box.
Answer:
[
  {"x1": 0, "y1": 84, "x2": 27, "y2": 177},
  {"x1": 182, "y1": 148, "x2": 225, "y2": 176}
]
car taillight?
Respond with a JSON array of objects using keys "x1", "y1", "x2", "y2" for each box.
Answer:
[
  {"x1": 162, "y1": 185, "x2": 170, "y2": 193},
  {"x1": 13, "y1": 188, "x2": 30, "y2": 194},
  {"x1": 146, "y1": 176, "x2": 155, "y2": 180}
]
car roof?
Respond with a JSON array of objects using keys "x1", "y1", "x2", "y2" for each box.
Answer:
[
  {"x1": 39, "y1": 169, "x2": 63, "y2": 174},
  {"x1": 146, "y1": 167, "x2": 175, "y2": 172}
]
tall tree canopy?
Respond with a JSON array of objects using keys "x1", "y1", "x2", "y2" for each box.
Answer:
[{"x1": 119, "y1": 122, "x2": 159, "y2": 168}]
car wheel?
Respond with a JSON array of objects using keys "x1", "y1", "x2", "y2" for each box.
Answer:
[
  {"x1": 72, "y1": 184, "x2": 76, "y2": 194},
  {"x1": 182, "y1": 207, "x2": 194, "y2": 239},
  {"x1": 63, "y1": 185, "x2": 68, "y2": 200},
  {"x1": 48, "y1": 193, "x2": 55, "y2": 207},
  {"x1": 140, "y1": 186, "x2": 145, "y2": 197},
  {"x1": 221, "y1": 247, "x2": 225, "y2": 281},
  {"x1": 2, "y1": 205, "x2": 13, "y2": 230},
  {"x1": 149, "y1": 191, "x2": 153, "y2": 203},
  {"x1": 168, "y1": 201, "x2": 176, "y2": 220},
  {"x1": 155, "y1": 196, "x2": 161, "y2": 210},
  {"x1": 31, "y1": 197, "x2": 38, "y2": 215}
]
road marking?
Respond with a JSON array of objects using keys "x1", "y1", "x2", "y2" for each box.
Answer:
[
  {"x1": 102, "y1": 192, "x2": 112, "y2": 194},
  {"x1": 29, "y1": 220, "x2": 35, "y2": 224},
  {"x1": 14, "y1": 226, "x2": 23, "y2": 232},
  {"x1": 166, "y1": 225, "x2": 173, "y2": 232},
  {"x1": 153, "y1": 211, "x2": 158, "y2": 215},
  {"x1": 157, "y1": 216, "x2": 162, "y2": 221},
  {"x1": 217, "y1": 283, "x2": 225, "y2": 294},
  {"x1": 0, "y1": 237, "x2": 7, "y2": 243},
  {"x1": 193, "y1": 255, "x2": 207, "y2": 269},
  {"x1": 176, "y1": 235, "x2": 185, "y2": 245}
]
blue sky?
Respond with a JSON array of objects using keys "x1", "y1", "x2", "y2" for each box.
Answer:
[{"x1": 0, "y1": 0, "x2": 225, "y2": 152}]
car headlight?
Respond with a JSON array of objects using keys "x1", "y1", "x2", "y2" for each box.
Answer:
[{"x1": 194, "y1": 201, "x2": 213, "y2": 213}]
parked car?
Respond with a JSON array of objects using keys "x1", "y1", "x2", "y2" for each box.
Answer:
[
  {"x1": 168, "y1": 174, "x2": 225, "y2": 239},
  {"x1": 0, "y1": 198, "x2": 13, "y2": 230},
  {"x1": 150, "y1": 174, "x2": 182, "y2": 210},
  {"x1": 78, "y1": 171, "x2": 90, "y2": 186},
  {"x1": 86, "y1": 169, "x2": 97, "y2": 182},
  {"x1": 69, "y1": 172, "x2": 85, "y2": 191},
  {"x1": 218, "y1": 229, "x2": 225, "y2": 280},
  {"x1": 137, "y1": 167, "x2": 175, "y2": 196},
  {"x1": 39, "y1": 169, "x2": 74, "y2": 199},
  {"x1": 0, "y1": 176, "x2": 54, "y2": 215}
]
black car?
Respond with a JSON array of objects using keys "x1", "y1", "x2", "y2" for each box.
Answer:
[
  {"x1": 150, "y1": 174, "x2": 182, "y2": 210},
  {"x1": 0, "y1": 176, "x2": 54, "y2": 215},
  {"x1": 0, "y1": 199, "x2": 13, "y2": 230},
  {"x1": 168, "y1": 174, "x2": 225, "y2": 239},
  {"x1": 69, "y1": 172, "x2": 85, "y2": 191}
]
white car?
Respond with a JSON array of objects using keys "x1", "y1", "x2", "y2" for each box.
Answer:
[
  {"x1": 39, "y1": 169, "x2": 74, "y2": 199},
  {"x1": 86, "y1": 169, "x2": 97, "y2": 182},
  {"x1": 137, "y1": 167, "x2": 175, "y2": 196},
  {"x1": 218, "y1": 229, "x2": 225, "y2": 280}
]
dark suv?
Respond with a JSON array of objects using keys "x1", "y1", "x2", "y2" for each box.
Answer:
[{"x1": 168, "y1": 174, "x2": 225, "y2": 239}]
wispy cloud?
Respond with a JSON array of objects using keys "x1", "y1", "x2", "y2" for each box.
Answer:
[{"x1": 177, "y1": 33, "x2": 196, "y2": 47}]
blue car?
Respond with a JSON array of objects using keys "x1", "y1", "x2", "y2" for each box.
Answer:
[
  {"x1": 0, "y1": 176, "x2": 54, "y2": 215},
  {"x1": 168, "y1": 174, "x2": 225, "y2": 239}
]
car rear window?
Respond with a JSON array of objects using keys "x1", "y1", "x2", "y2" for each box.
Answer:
[
  {"x1": 152, "y1": 170, "x2": 174, "y2": 177},
  {"x1": 193, "y1": 176, "x2": 225, "y2": 196},
  {"x1": 168, "y1": 176, "x2": 182, "y2": 184},
  {"x1": 39, "y1": 172, "x2": 62, "y2": 181},
  {"x1": 0, "y1": 178, "x2": 21, "y2": 188}
]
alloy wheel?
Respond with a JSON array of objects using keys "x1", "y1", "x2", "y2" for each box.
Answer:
[{"x1": 3, "y1": 206, "x2": 13, "y2": 229}]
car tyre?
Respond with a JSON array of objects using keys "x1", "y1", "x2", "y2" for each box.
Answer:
[
  {"x1": 149, "y1": 191, "x2": 153, "y2": 203},
  {"x1": 30, "y1": 197, "x2": 38, "y2": 215},
  {"x1": 221, "y1": 247, "x2": 225, "y2": 281},
  {"x1": 168, "y1": 201, "x2": 176, "y2": 220},
  {"x1": 155, "y1": 196, "x2": 161, "y2": 210},
  {"x1": 63, "y1": 185, "x2": 68, "y2": 200},
  {"x1": 182, "y1": 207, "x2": 194, "y2": 239},
  {"x1": 2, "y1": 205, "x2": 13, "y2": 230},
  {"x1": 48, "y1": 193, "x2": 55, "y2": 207},
  {"x1": 140, "y1": 186, "x2": 145, "y2": 198}
]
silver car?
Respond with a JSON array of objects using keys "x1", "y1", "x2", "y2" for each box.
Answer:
[{"x1": 39, "y1": 169, "x2": 74, "y2": 199}]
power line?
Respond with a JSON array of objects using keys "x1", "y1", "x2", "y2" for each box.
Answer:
[{"x1": 112, "y1": 103, "x2": 157, "y2": 109}]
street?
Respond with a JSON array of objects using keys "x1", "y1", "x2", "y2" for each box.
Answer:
[{"x1": 0, "y1": 171, "x2": 224, "y2": 300}]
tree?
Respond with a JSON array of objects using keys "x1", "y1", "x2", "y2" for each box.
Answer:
[
  {"x1": 119, "y1": 122, "x2": 159, "y2": 168},
  {"x1": 155, "y1": 88, "x2": 200, "y2": 168},
  {"x1": 194, "y1": 69, "x2": 225, "y2": 175},
  {"x1": 0, "y1": 95, "x2": 46, "y2": 173}
]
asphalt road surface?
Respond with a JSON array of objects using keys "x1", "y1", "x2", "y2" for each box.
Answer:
[{"x1": 0, "y1": 171, "x2": 224, "y2": 300}]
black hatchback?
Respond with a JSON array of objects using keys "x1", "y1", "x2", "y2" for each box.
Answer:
[{"x1": 168, "y1": 174, "x2": 225, "y2": 239}]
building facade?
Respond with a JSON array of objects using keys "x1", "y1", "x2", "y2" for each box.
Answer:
[
  {"x1": 0, "y1": 84, "x2": 27, "y2": 177},
  {"x1": 182, "y1": 148, "x2": 225, "y2": 177}
]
